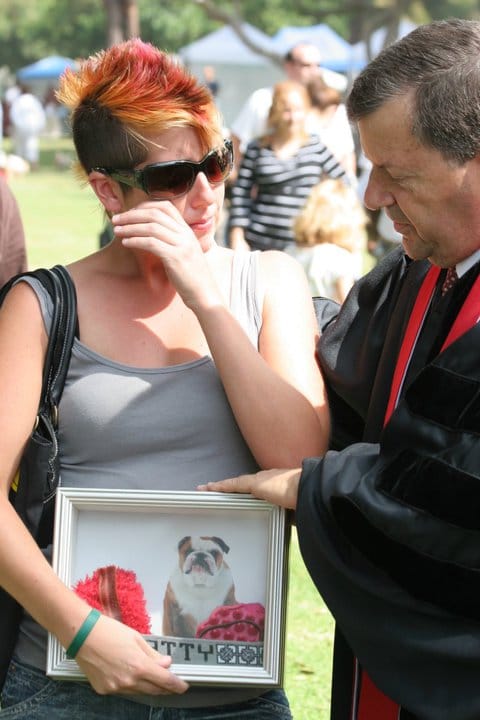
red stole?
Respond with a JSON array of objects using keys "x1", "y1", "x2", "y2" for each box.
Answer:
[{"x1": 355, "y1": 264, "x2": 480, "y2": 719}]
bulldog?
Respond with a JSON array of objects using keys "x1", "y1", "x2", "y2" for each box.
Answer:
[{"x1": 162, "y1": 535, "x2": 237, "y2": 638}]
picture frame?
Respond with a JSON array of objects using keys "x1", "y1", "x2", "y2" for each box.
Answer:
[{"x1": 47, "y1": 487, "x2": 288, "y2": 687}]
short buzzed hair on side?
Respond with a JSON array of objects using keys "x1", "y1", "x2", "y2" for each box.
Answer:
[{"x1": 57, "y1": 39, "x2": 224, "y2": 178}]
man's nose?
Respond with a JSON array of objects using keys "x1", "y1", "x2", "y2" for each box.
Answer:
[{"x1": 363, "y1": 168, "x2": 395, "y2": 212}]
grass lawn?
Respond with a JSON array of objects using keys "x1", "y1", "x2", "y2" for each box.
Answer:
[
  {"x1": 286, "y1": 530, "x2": 334, "y2": 719},
  {"x1": 7, "y1": 136, "x2": 335, "y2": 719},
  {"x1": 7, "y1": 137, "x2": 103, "y2": 268}
]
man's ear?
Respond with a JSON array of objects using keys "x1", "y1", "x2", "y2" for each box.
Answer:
[{"x1": 88, "y1": 171, "x2": 125, "y2": 215}]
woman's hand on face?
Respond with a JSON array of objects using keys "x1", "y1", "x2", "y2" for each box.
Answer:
[
  {"x1": 198, "y1": 468, "x2": 301, "y2": 510},
  {"x1": 75, "y1": 614, "x2": 189, "y2": 696},
  {"x1": 112, "y1": 201, "x2": 221, "y2": 310}
]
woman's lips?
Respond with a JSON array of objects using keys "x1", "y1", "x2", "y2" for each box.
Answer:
[{"x1": 190, "y1": 216, "x2": 215, "y2": 233}]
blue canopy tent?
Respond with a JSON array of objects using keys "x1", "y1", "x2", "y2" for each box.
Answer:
[{"x1": 17, "y1": 55, "x2": 78, "y2": 82}]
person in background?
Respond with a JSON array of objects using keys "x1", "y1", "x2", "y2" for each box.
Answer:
[
  {"x1": 305, "y1": 75, "x2": 356, "y2": 179},
  {"x1": 288, "y1": 178, "x2": 368, "y2": 302},
  {"x1": 202, "y1": 65, "x2": 220, "y2": 98},
  {"x1": 43, "y1": 86, "x2": 63, "y2": 138},
  {"x1": 3, "y1": 84, "x2": 20, "y2": 138},
  {"x1": 9, "y1": 84, "x2": 46, "y2": 170},
  {"x1": 229, "y1": 81, "x2": 346, "y2": 252},
  {"x1": 229, "y1": 43, "x2": 346, "y2": 178},
  {"x1": 0, "y1": 39, "x2": 328, "y2": 719},
  {"x1": 0, "y1": 176, "x2": 27, "y2": 286},
  {"x1": 200, "y1": 18, "x2": 480, "y2": 720}
]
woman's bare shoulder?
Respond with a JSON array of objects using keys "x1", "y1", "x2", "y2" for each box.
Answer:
[
  {"x1": 258, "y1": 248, "x2": 306, "y2": 281},
  {"x1": 1, "y1": 276, "x2": 45, "y2": 316}
]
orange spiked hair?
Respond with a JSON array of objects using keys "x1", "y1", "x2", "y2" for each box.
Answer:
[{"x1": 57, "y1": 39, "x2": 224, "y2": 177}]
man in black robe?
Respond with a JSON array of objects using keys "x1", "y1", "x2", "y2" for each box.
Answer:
[{"x1": 200, "y1": 18, "x2": 480, "y2": 720}]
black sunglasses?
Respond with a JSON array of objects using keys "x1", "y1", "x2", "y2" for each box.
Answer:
[{"x1": 93, "y1": 140, "x2": 234, "y2": 200}]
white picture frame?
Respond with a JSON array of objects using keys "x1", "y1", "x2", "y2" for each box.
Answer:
[{"x1": 47, "y1": 487, "x2": 288, "y2": 687}]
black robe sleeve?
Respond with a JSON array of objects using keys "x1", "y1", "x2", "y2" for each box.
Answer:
[
  {"x1": 297, "y1": 446, "x2": 480, "y2": 720},
  {"x1": 295, "y1": 253, "x2": 480, "y2": 719},
  {"x1": 317, "y1": 246, "x2": 412, "y2": 448}
]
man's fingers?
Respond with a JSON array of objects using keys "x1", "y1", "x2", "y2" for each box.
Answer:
[{"x1": 197, "y1": 475, "x2": 253, "y2": 493}]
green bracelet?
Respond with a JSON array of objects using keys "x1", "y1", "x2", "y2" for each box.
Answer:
[{"x1": 66, "y1": 608, "x2": 101, "y2": 659}]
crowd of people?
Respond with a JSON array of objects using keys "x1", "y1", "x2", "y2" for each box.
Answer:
[
  {"x1": 2, "y1": 17, "x2": 480, "y2": 720},
  {"x1": 223, "y1": 40, "x2": 368, "y2": 296},
  {"x1": 228, "y1": 80, "x2": 347, "y2": 253}
]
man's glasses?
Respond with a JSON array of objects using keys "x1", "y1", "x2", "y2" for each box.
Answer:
[
  {"x1": 289, "y1": 58, "x2": 319, "y2": 69},
  {"x1": 94, "y1": 140, "x2": 233, "y2": 200}
]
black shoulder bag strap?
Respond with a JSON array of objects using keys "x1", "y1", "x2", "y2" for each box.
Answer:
[{"x1": 0, "y1": 264, "x2": 77, "y2": 689}]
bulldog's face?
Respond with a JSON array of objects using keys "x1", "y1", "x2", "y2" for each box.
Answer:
[{"x1": 177, "y1": 536, "x2": 230, "y2": 588}]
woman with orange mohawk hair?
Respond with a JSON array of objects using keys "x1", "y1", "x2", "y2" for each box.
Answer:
[{"x1": 0, "y1": 40, "x2": 328, "y2": 718}]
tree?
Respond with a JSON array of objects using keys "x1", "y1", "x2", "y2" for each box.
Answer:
[
  {"x1": 1, "y1": 0, "x2": 479, "y2": 78},
  {"x1": 192, "y1": 0, "x2": 480, "y2": 64},
  {"x1": 103, "y1": 0, "x2": 140, "y2": 45},
  {"x1": 0, "y1": 0, "x2": 106, "y2": 72}
]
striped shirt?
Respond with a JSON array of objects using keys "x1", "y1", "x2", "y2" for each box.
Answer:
[{"x1": 229, "y1": 135, "x2": 346, "y2": 251}]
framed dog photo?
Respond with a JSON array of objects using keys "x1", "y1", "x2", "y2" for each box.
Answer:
[{"x1": 47, "y1": 487, "x2": 289, "y2": 687}]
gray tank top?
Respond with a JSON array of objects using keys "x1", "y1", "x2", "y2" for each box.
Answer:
[{"x1": 15, "y1": 251, "x2": 270, "y2": 707}]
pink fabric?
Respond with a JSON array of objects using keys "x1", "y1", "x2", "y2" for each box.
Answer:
[{"x1": 196, "y1": 602, "x2": 265, "y2": 642}]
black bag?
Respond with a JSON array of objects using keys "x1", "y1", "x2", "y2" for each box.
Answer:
[{"x1": 0, "y1": 265, "x2": 77, "y2": 690}]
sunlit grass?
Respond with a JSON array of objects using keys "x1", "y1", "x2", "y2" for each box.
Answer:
[
  {"x1": 286, "y1": 529, "x2": 334, "y2": 719},
  {"x1": 7, "y1": 137, "x2": 103, "y2": 268}
]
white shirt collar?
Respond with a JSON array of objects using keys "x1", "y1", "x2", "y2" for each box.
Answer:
[{"x1": 456, "y1": 248, "x2": 480, "y2": 278}]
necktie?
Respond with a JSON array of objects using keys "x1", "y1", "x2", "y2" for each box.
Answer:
[{"x1": 441, "y1": 266, "x2": 458, "y2": 295}]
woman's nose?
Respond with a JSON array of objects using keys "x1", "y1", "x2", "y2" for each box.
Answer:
[{"x1": 189, "y1": 171, "x2": 216, "y2": 201}]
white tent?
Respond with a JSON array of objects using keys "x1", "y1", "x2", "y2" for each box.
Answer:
[
  {"x1": 179, "y1": 24, "x2": 282, "y2": 128},
  {"x1": 179, "y1": 23, "x2": 276, "y2": 66}
]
